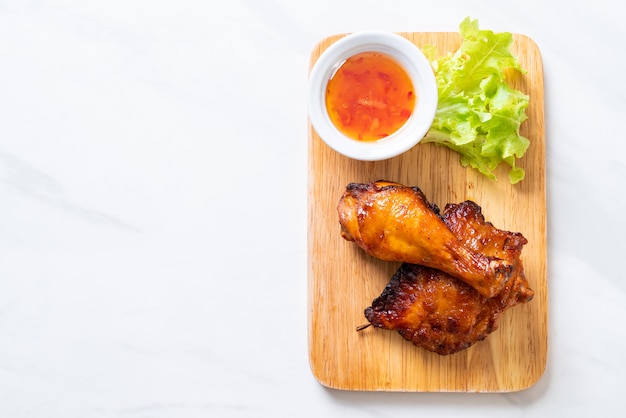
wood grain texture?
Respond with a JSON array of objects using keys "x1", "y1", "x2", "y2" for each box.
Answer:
[{"x1": 307, "y1": 32, "x2": 547, "y2": 392}]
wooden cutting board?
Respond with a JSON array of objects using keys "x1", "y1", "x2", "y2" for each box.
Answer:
[{"x1": 307, "y1": 32, "x2": 547, "y2": 392}]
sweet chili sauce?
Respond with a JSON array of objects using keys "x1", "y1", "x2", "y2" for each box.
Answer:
[{"x1": 325, "y1": 51, "x2": 416, "y2": 142}]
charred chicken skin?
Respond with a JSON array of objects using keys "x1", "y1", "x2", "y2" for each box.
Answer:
[
  {"x1": 442, "y1": 200, "x2": 534, "y2": 308},
  {"x1": 365, "y1": 263, "x2": 500, "y2": 355},
  {"x1": 338, "y1": 181, "x2": 513, "y2": 298},
  {"x1": 363, "y1": 200, "x2": 534, "y2": 355}
]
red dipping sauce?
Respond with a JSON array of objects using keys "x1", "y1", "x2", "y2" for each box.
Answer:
[{"x1": 325, "y1": 51, "x2": 416, "y2": 142}]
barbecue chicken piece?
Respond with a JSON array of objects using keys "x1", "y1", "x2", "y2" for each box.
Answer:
[
  {"x1": 338, "y1": 181, "x2": 513, "y2": 298},
  {"x1": 363, "y1": 200, "x2": 534, "y2": 355},
  {"x1": 443, "y1": 201, "x2": 534, "y2": 308}
]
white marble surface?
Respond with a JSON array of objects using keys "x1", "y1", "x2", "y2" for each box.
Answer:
[{"x1": 1, "y1": 0, "x2": 625, "y2": 416}]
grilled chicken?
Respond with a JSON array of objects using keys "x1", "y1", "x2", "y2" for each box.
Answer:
[
  {"x1": 363, "y1": 200, "x2": 534, "y2": 355},
  {"x1": 337, "y1": 181, "x2": 513, "y2": 298},
  {"x1": 443, "y1": 200, "x2": 534, "y2": 308}
]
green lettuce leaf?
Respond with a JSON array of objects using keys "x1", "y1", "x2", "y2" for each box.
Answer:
[{"x1": 422, "y1": 17, "x2": 530, "y2": 184}]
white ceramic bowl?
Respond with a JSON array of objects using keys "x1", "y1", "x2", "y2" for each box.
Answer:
[{"x1": 308, "y1": 31, "x2": 438, "y2": 161}]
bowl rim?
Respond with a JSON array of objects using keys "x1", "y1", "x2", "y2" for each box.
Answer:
[{"x1": 307, "y1": 31, "x2": 438, "y2": 161}]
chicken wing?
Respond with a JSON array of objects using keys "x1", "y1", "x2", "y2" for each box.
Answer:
[
  {"x1": 338, "y1": 181, "x2": 512, "y2": 298},
  {"x1": 364, "y1": 263, "x2": 499, "y2": 355},
  {"x1": 442, "y1": 200, "x2": 534, "y2": 308},
  {"x1": 363, "y1": 200, "x2": 534, "y2": 355}
]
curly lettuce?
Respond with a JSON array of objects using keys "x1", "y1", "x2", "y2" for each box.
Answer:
[{"x1": 422, "y1": 17, "x2": 530, "y2": 184}]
